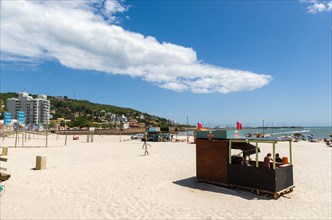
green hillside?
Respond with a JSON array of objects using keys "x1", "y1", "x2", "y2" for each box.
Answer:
[{"x1": 0, "y1": 92, "x2": 178, "y2": 128}]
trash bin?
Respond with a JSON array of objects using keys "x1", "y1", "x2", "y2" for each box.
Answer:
[{"x1": 282, "y1": 157, "x2": 288, "y2": 164}]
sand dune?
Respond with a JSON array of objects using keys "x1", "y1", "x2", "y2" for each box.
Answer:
[{"x1": 0, "y1": 133, "x2": 331, "y2": 219}]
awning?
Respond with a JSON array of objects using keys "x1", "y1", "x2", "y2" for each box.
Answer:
[{"x1": 231, "y1": 142, "x2": 260, "y2": 156}]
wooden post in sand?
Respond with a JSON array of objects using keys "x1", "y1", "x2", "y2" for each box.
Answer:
[
  {"x1": 65, "y1": 133, "x2": 68, "y2": 146},
  {"x1": 45, "y1": 126, "x2": 48, "y2": 148},
  {"x1": 15, "y1": 129, "x2": 18, "y2": 148},
  {"x1": 17, "y1": 130, "x2": 20, "y2": 144},
  {"x1": 22, "y1": 133, "x2": 24, "y2": 147},
  {"x1": 36, "y1": 156, "x2": 46, "y2": 170},
  {"x1": 91, "y1": 131, "x2": 94, "y2": 143}
]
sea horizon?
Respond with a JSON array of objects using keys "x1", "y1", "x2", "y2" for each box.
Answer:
[{"x1": 184, "y1": 125, "x2": 331, "y2": 139}]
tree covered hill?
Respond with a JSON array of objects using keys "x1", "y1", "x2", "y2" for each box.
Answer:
[{"x1": 0, "y1": 92, "x2": 177, "y2": 127}]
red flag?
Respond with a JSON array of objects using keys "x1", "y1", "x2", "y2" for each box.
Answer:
[
  {"x1": 236, "y1": 122, "x2": 243, "y2": 130},
  {"x1": 197, "y1": 122, "x2": 202, "y2": 129}
]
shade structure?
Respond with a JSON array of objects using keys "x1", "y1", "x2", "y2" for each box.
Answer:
[{"x1": 195, "y1": 133, "x2": 294, "y2": 199}]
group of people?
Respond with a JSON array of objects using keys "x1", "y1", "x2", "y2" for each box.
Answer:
[
  {"x1": 324, "y1": 138, "x2": 332, "y2": 147},
  {"x1": 263, "y1": 153, "x2": 283, "y2": 169},
  {"x1": 240, "y1": 152, "x2": 283, "y2": 168}
]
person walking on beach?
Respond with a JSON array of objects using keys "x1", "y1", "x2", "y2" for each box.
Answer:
[{"x1": 142, "y1": 138, "x2": 151, "y2": 156}]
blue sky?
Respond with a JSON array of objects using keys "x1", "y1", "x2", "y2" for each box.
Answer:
[{"x1": 1, "y1": 0, "x2": 331, "y2": 127}]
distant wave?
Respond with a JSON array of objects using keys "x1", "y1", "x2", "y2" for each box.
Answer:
[{"x1": 271, "y1": 130, "x2": 310, "y2": 135}]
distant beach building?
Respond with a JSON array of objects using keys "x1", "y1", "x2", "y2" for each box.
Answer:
[
  {"x1": 120, "y1": 114, "x2": 128, "y2": 122},
  {"x1": 6, "y1": 92, "x2": 50, "y2": 126}
]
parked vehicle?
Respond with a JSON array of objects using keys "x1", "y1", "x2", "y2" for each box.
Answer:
[
  {"x1": 147, "y1": 133, "x2": 161, "y2": 142},
  {"x1": 131, "y1": 133, "x2": 144, "y2": 140}
]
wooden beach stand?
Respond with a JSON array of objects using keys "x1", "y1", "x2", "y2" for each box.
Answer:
[
  {"x1": 196, "y1": 130, "x2": 294, "y2": 199},
  {"x1": 0, "y1": 149, "x2": 10, "y2": 181}
]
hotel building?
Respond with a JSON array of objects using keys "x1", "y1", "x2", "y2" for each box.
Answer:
[{"x1": 7, "y1": 92, "x2": 50, "y2": 126}]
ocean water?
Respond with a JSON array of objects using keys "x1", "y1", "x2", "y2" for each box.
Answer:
[
  {"x1": 243, "y1": 126, "x2": 331, "y2": 139},
  {"x1": 303, "y1": 126, "x2": 332, "y2": 139},
  {"x1": 180, "y1": 126, "x2": 332, "y2": 139}
]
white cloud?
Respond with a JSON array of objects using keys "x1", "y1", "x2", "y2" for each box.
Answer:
[
  {"x1": 301, "y1": 0, "x2": 332, "y2": 13},
  {"x1": 327, "y1": 1, "x2": 332, "y2": 10},
  {"x1": 309, "y1": 2, "x2": 327, "y2": 13},
  {"x1": 0, "y1": 0, "x2": 272, "y2": 94},
  {"x1": 105, "y1": 0, "x2": 127, "y2": 14}
]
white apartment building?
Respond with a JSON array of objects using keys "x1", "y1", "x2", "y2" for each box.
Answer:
[{"x1": 7, "y1": 92, "x2": 50, "y2": 126}]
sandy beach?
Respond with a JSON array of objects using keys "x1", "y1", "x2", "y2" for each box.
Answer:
[{"x1": 0, "y1": 133, "x2": 331, "y2": 219}]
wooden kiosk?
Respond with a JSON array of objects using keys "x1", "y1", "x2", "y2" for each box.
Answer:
[{"x1": 196, "y1": 130, "x2": 295, "y2": 199}]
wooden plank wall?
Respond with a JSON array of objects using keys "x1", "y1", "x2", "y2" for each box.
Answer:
[{"x1": 196, "y1": 139, "x2": 229, "y2": 185}]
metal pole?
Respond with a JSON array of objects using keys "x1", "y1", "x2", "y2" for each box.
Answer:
[
  {"x1": 22, "y1": 133, "x2": 24, "y2": 147},
  {"x1": 282, "y1": 125, "x2": 285, "y2": 137},
  {"x1": 272, "y1": 142, "x2": 276, "y2": 169},
  {"x1": 228, "y1": 140, "x2": 232, "y2": 164},
  {"x1": 262, "y1": 120, "x2": 265, "y2": 136},
  {"x1": 65, "y1": 133, "x2": 68, "y2": 146},
  {"x1": 255, "y1": 142, "x2": 259, "y2": 167},
  {"x1": 289, "y1": 140, "x2": 292, "y2": 164}
]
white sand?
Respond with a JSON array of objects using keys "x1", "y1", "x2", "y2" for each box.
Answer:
[{"x1": 0, "y1": 133, "x2": 331, "y2": 219}]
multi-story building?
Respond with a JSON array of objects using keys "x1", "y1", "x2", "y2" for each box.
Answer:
[{"x1": 6, "y1": 92, "x2": 50, "y2": 126}]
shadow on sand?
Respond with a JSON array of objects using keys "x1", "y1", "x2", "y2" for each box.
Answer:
[{"x1": 173, "y1": 176, "x2": 272, "y2": 200}]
